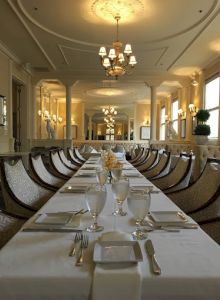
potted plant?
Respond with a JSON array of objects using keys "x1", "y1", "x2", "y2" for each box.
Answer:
[{"x1": 194, "y1": 109, "x2": 210, "y2": 144}]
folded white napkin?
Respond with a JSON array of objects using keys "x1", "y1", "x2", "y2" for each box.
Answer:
[{"x1": 92, "y1": 231, "x2": 141, "y2": 300}]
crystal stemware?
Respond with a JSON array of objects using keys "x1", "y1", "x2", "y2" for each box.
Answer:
[
  {"x1": 127, "y1": 188, "x2": 151, "y2": 240},
  {"x1": 96, "y1": 168, "x2": 108, "y2": 186},
  {"x1": 111, "y1": 177, "x2": 129, "y2": 216},
  {"x1": 85, "y1": 184, "x2": 107, "y2": 232},
  {"x1": 111, "y1": 167, "x2": 122, "y2": 181}
]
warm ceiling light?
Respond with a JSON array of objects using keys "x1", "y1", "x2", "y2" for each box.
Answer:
[{"x1": 98, "y1": 14, "x2": 137, "y2": 79}]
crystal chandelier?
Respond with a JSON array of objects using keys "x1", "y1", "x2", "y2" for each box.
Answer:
[
  {"x1": 102, "y1": 105, "x2": 117, "y2": 116},
  {"x1": 98, "y1": 14, "x2": 137, "y2": 79}
]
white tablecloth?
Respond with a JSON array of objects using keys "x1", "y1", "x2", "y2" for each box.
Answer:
[{"x1": 0, "y1": 157, "x2": 220, "y2": 300}]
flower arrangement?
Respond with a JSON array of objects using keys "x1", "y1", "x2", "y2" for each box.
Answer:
[{"x1": 102, "y1": 150, "x2": 122, "y2": 171}]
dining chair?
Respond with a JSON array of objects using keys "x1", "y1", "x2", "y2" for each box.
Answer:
[
  {"x1": 67, "y1": 148, "x2": 83, "y2": 166},
  {"x1": 58, "y1": 149, "x2": 79, "y2": 171},
  {"x1": 167, "y1": 158, "x2": 220, "y2": 214},
  {"x1": 29, "y1": 153, "x2": 66, "y2": 190},
  {"x1": 74, "y1": 148, "x2": 87, "y2": 163},
  {"x1": 0, "y1": 156, "x2": 54, "y2": 217},
  {"x1": 132, "y1": 148, "x2": 150, "y2": 167},
  {"x1": 0, "y1": 209, "x2": 27, "y2": 248},
  {"x1": 143, "y1": 151, "x2": 171, "y2": 179},
  {"x1": 128, "y1": 147, "x2": 144, "y2": 163},
  {"x1": 150, "y1": 153, "x2": 193, "y2": 192},
  {"x1": 199, "y1": 217, "x2": 220, "y2": 245},
  {"x1": 49, "y1": 150, "x2": 75, "y2": 179},
  {"x1": 137, "y1": 149, "x2": 159, "y2": 172}
]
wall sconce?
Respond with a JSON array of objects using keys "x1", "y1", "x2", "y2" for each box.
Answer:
[
  {"x1": 143, "y1": 119, "x2": 150, "y2": 126},
  {"x1": 178, "y1": 108, "x2": 186, "y2": 119},
  {"x1": 188, "y1": 104, "x2": 198, "y2": 116}
]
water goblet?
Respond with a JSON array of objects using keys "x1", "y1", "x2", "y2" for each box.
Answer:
[
  {"x1": 111, "y1": 177, "x2": 129, "y2": 216},
  {"x1": 127, "y1": 188, "x2": 151, "y2": 240},
  {"x1": 111, "y1": 167, "x2": 122, "y2": 181},
  {"x1": 96, "y1": 168, "x2": 108, "y2": 186},
  {"x1": 85, "y1": 184, "x2": 107, "y2": 232}
]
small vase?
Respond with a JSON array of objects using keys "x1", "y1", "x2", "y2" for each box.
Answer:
[{"x1": 108, "y1": 171, "x2": 112, "y2": 184}]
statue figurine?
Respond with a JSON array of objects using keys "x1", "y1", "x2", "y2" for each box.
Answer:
[
  {"x1": 167, "y1": 121, "x2": 178, "y2": 140},
  {"x1": 46, "y1": 119, "x2": 56, "y2": 139}
]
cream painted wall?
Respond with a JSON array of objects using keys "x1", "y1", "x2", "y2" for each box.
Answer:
[{"x1": 134, "y1": 103, "x2": 151, "y2": 141}]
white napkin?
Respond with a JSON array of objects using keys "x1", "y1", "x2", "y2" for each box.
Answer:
[{"x1": 92, "y1": 231, "x2": 141, "y2": 300}]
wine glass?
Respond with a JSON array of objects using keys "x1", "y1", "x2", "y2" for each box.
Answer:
[
  {"x1": 85, "y1": 184, "x2": 107, "y2": 232},
  {"x1": 127, "y1": 188, "x2": 151, "y2": 240},
  {"x1": 111, "y1": 167, "x2": 122, "y2": 181},
  {"x1": 111, "y1": 177, "x2": 129, "y2": 216},
  {"x1": 96, "y1": 168, "x2": 108, "y2": 186}
]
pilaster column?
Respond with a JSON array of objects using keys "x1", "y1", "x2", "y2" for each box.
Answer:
[
  {"x1": 65, "y1": 84, "x2": 72, "y2": 140},
  {"x1": 150, "y1": 85, "x2": 157, "y2": 141},
  {"x1": 128, "y1": 117, "x2": 131, "y2": 141},
  {"x1": 89, "y1": 115, "x2": 93, "y2": 140}
]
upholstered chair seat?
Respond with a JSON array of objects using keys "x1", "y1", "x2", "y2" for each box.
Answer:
[
  {"x1": 0, "y1": 157, "x2": 54, "y2": 217},
  {"x1": 58, "y1": 149, "x2": 79, "y2": 171},
  {"x1": 151, "y1": 153, "x2": 193, "y2": 192},
  {"x1": 167, "y1": 158, "x2": 220, "y2": 214},
  {"x1": 50, "y1": 151, "x2": 75, "y2": 178},
  {"x1": 143, "y1": 151, "x2": 171, "y2": 179},
  {"x1": 0, "y1": 209, "x2": 27, "y2": 248},
  {"x1": 137, "y1": 150, "x2": 159, "y2": 172},
  {"x1": 30, "y1": 154, "x2": 66, "y2": 189}
]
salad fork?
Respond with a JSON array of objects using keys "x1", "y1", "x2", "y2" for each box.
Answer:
[
  {"x1": 69, "y1": 232, "x2": 82, "y2": 257},
  {"x1": 75, "y1": 234, "x2": 89, "y2": 266}
]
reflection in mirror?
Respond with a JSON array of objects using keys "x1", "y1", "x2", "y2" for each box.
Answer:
[{"x1": 0, "y1": 95, "x2": 7, "y2": 127}]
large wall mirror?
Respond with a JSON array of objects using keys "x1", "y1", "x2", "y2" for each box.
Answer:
[{"x1": 0, "y1": 95, "x2": 7, "y2": 127}]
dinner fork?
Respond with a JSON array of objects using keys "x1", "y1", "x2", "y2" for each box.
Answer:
[
  {"x1": 75, "y1": 234, "x2": 89, "y2": 266},
  {"x1": 69, "y1": 232, "x2": 82, "y2": 257}
]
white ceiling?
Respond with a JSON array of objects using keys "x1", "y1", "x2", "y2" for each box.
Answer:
[{"x1": 0, "y1": 0, "x2": 220, "y2": 114}]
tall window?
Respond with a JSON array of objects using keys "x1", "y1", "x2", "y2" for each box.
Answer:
[
  {"x1": 160, "y1": 107, "x2": 166, "y2": 140},
  {"x1": 171, "y1": 99, "x2": 178, "y2": 134},
  {"x1": 204, "y1": 76, "x2": 220, "y2": 138}
]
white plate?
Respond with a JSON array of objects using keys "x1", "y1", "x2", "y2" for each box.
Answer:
[
  {"x1": 60, "y1": 186, "x2": 88, "y2": 193},
  {"x1": 150, "y1": 211, "x2": 187, "y2": 224},
  {"x1": 123, "y1": 173, "x2": 142, "y2": 177},
  {"x1": 93, "y1": 241, "x2": 143, "y2": 264},
  {"x1": 35, "y1": 213, "x2": 73, "y2": 225}
]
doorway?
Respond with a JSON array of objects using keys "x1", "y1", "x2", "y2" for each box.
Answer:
[{"x1": 12, "y1": 79, "x2": 25, "y2": 152}]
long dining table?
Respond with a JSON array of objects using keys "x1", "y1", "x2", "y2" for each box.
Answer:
[{"x1": 0, "y1": 155, "x2": 220, "y2": 300}]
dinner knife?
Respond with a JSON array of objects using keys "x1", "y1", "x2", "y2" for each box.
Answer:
[{"x1": 145, "y1": 239, "x2": 161, "y2": 275}]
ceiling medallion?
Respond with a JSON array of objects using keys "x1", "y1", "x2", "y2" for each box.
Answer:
[{"x1": 91, "y1": 0, "x2": 144, "y2": 23}]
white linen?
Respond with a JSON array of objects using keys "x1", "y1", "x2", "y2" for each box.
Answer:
[
  {"x1": 92, "y1": 231, "x2": 141, "y2": 300},
  {"x1": 0, "y1": 160, "x2": 220, "y2": 300}
]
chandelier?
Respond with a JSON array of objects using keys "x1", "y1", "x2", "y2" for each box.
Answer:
[
  {"x1": 98, "y1": 14, "x2": 137, "y2": 79},
  {"x1": 102, "y1": 105, "x2": 117, "y2": 116}
]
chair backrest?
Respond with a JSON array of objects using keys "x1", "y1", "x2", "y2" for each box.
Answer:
[
  {"x1": 143, "y1": 151, "x2": 171, "y2": 179},
  {"x1": 132, "y1": 148, "x2": 150, "y2": 167},
  {"x1": 0, "y1": 157, "x2": 53, "y2": 214},
  {"x1": 67, "y1": 148, "x2": 82, "y2": 165},
  {"x1": 58, "y1": 150, "x2": 78, "y2": 170},
  {"x1": 30, "y1": 154, "x2": 65, "y2": 188},
  {"x1": 74, "y1": 148, "x2": 86, "y2": 162},
  {"x1": 151, "y1": 153, "x2": 192, "y2": 191},
  {"x1": 50, "y1": 151, "x2": 73, "y2": 177},
  {"x1": 168, "y1": 158, "x2": 220, "y2": 214},
  {"x1": 137, "y1": 150, "x2": 159, "y2": 172},
  {"x1": 0, "y1": 209, "x2": 26, "y2": 248}
]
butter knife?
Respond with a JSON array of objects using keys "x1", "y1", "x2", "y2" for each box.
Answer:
[{"x1": 145, "y1": 239, "x2": 161, "y2": 275}]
